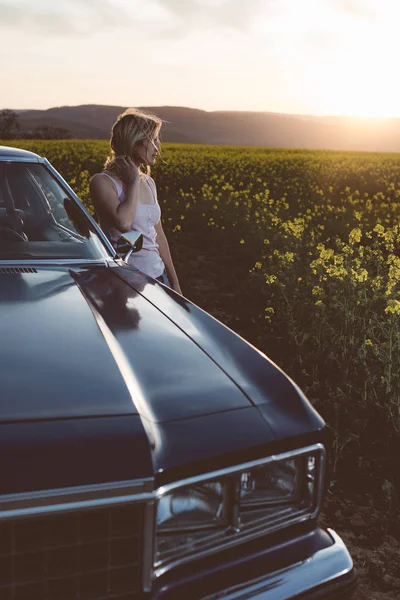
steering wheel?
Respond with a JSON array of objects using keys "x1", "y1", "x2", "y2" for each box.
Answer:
[{"x1": 0, "y1": 226, "x2": 28, "y2": 243}]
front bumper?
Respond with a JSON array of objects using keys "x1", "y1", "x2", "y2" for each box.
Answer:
[
  {"x1": 203, "y1": 529, "x2": 356, "y2": 600},
  {"x1": 153, "y1": 528, "x2": 356, "y2": 599}
]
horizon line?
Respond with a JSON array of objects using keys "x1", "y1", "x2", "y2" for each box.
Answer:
[{"x1": 4, "y1": 104, "x2": 400, "y2": 121}]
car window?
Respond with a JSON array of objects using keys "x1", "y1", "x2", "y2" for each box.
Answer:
[
  {"x1": 0, "y1": 162, "x2": 110, "y2": 260},
  {"x1": 29, "y1": 167, "x2": 72, "y2": 225}
]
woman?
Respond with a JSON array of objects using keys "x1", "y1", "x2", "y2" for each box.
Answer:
[{"x1": 90, "y1": 108, "x2": 182, "y2": 294}]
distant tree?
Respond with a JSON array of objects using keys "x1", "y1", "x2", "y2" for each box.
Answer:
[
  {"x1": 32, "y1": 125, "x2": 72, "y2": 140},
  {"x1": 0, "y1": 110, "x2": 21, "y2": 139}
]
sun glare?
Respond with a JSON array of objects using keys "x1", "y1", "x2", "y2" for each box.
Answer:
[
  {"x1": 315, "y1": 4, "x2": 400, "y2": 118},
  {"x1": 326, "y1": 58, "x2": 400, "y2": 119},
  {"x1": 256, "y1": 0, "x2": 400, "y2": 119}
]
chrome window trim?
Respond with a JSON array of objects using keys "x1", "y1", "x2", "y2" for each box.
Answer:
[
  {"x1": 151, "y1": 444, "x2": 326, "y2": 581},
  {"x1": 0, "y1": 156, "x2": 40, "y2": 163}
]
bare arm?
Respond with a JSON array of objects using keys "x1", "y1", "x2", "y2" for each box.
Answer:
[
  {"x1": 155, "y1": 220, "x2": 182, "y2": 294},
  {"x1": 90, "y1": 157, "x2": 140, "y2": 233}
]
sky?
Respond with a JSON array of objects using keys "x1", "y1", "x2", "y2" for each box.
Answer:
[{"x1": 1, "y1": 0, "x2": 400, "y2": 117}]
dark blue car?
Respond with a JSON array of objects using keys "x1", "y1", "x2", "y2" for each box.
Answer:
[{"x1": 0, "y1": 145, "x2": 356, "y2": 599}]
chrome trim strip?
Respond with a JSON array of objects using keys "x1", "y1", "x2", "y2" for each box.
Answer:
[
  {"x1": 153, "y1": 444, "x2": 326, "y2": 580},
  {"x1": 143, "y1": 501, "x2": 157, "y2": 593},
  {"x1": 202, "y1": 529, "x2": 355, "y2": 600},
  {"x1": 0, "y1": 259, "x2": 109, "y2": 267},
  {"x1": 156, "y1": 444, "x2": 325, "y2": 498},
  {"x1": 0, "y1": 478, "x2": 154, "y2": 520}
]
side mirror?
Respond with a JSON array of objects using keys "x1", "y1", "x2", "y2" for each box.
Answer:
[{"x1": 116, "y1": 231, "x2": 143, "y2": 261}]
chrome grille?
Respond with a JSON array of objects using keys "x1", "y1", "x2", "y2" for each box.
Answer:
[{"x1": 0, "y1": 503, "x2": 144, "y2": 599}]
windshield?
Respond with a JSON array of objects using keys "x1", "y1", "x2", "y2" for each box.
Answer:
[{"x1": 0, "y1": 162, "x2": 110, "y2": 261}]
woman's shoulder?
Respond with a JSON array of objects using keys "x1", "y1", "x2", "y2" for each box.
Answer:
[
  {"x1": 90, "y1": 171, "x2": 110, "y2": 186},
  {"x1": 91, "y1": 171, "x2": 123, "y2": 195}
]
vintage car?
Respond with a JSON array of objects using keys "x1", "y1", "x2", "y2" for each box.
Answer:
[{"x1": 0, "y1": 145, "x2": 356, "y2": 599}]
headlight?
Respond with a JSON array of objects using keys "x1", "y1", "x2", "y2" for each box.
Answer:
[
  {"x1": 157, "y1": 481, "x2": 226, "y2": 531},
  {"x1": 238, "y1": 455, "x2": 316, "y2": 530},
  {"x1": 239, "y1": 459, "x2": 300, "y2": 506},
  {"x1": 155, "y1": 481, "x2": 228, "y2": 566},
  {"x1": 154, "y1": 445, "x2": 324, "y2": 572}
]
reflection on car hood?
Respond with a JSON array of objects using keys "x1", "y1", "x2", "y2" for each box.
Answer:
[{"x1": 0, "y1": 266, "x2": 253, "y2": 423}]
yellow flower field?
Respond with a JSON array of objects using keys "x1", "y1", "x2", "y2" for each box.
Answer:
[{"x1": 5, "y1": 139, "x2": 400, "y2": 498}]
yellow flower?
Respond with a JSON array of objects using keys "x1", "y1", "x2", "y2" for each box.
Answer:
[
  {"x1": 264, "y1": 307, "x2": 275, "y2": 321},
  {"x1": 265, "y1": 275, "x2": 277, "y2": 285},
  {"x1": 349, "y1": 227, "x2": 362, "y2": 245},
  {"x1": 385, "y1": 299, "x2": 400, "y2": 315},
  {"x1": 312, "y1": 286, "x2": 324, "y2": 296}
]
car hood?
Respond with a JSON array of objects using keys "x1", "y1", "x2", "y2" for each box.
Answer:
[
  {"x1": 0, "y1": 266, "x2": 253, "y2": 423},
  {"x1": 0, "y1": 264, "x2": 324, "y2": 491}
]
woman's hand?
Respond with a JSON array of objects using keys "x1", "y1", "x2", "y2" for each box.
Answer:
[{"x1": 114, "y1": 156, "x2": 140, "y2": 185}]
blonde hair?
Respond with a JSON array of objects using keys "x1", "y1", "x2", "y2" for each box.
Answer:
[{"x1": 104, "y1": 108, "x2": 162, "y2": 175}]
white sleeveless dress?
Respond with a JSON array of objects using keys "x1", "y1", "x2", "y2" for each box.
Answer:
[{"x1": 102, "y1": 172, "x2": 165, "y2": 279}]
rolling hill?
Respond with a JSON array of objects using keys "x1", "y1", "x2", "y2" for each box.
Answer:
[{"x1": 10, "y1": 104, "x2": 400, "y2": 152}]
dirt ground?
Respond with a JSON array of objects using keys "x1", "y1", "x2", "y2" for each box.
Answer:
[{"x1": 321, "y1": 493, "x2": 400, "y2": 599}]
